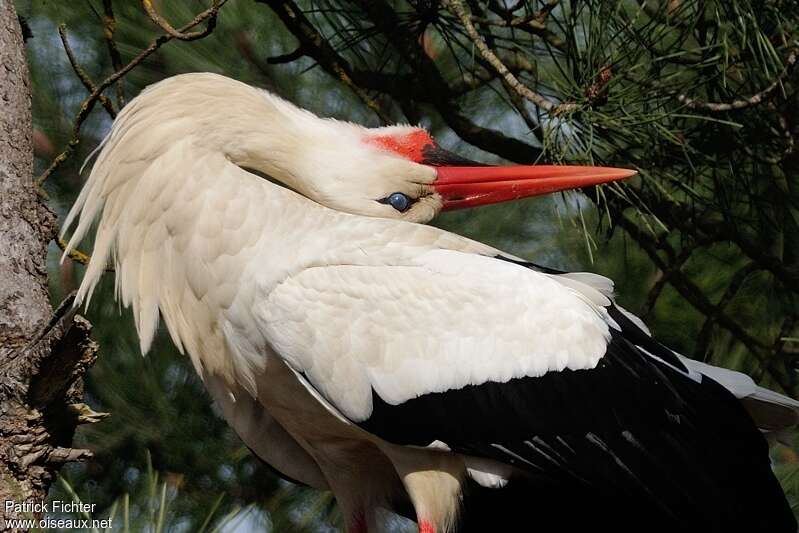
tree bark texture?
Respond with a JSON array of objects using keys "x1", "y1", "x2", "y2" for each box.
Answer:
[{"x1": 0, "y1": 1, "x2": 97, "y2": 530}]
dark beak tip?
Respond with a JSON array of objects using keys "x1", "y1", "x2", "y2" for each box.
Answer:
[
  {"x1": 591, "y1": 167, "x2": 637, "y2": 184},
  {"x1": 609, "y1": 169, "x2": 637, "y2": 182}
]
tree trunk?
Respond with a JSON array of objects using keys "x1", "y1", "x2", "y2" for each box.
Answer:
[{"x1": 0, "y1": 1, "x2": 98, "y2": 530}]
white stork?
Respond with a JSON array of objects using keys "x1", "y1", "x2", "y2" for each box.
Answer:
[{"x1": 63, "y1": 73, "x2": 799, "y2": 533}]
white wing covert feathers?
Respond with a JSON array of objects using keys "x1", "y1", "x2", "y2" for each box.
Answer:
[{"x1": 259, "y1": 249, "x2": 611, "y2": 421}]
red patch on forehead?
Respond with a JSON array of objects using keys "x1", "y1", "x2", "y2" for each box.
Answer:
[{"x1": 366, "y1": 129, "x2": 436, "y2": 163}]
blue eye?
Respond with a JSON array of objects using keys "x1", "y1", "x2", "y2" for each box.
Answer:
[{"x1": 381, "y1": 192, "x2": 412, "y2": 212}]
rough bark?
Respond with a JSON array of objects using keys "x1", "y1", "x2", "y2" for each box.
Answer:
[{"x1": 0, "y1": 1, "x2": 98, "y2": 530}]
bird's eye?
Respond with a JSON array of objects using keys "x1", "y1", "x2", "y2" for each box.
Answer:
[{"x1": 380, "y1": 192, "x2": 412, "y2": 212}]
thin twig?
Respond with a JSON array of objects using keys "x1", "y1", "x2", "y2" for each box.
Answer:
[
  {"x1": 141, "y1": 0, "x2": 225, "y2": 41},
  {"x1": 57, "y1": 238, "x2": 90, "y2": 268},
  {"x1": 473, "y1": 1, "x2": 565, "y2": 49},
  {"x1": 267, "y1": 47, "x2": 305, "y2": 64},
  {"x1": 102, "y1": 0, "x2": 126, "y2": 107},
  {"x1": 694, "y1": 262, "x2": 757, "y2": 363},
  {"x1": 742, "y1": 104, "x2": 795, "y2": 164},
  {"x1": 639, "y1": 241, "x2": 696, "y2": 318},
  {"x1": 677, "y1": 48, "x2": 798, "y2": 112},
  {"x1": 486, "y1": 0, "x2": 560, "y2": 24},
  {"x1": 444, "y1": 0, "x2": 575, "y2": 115},
  {"x1": 55, "y1": 237, "x2": 115, "y2": 272},
  {"x1": 58, "y1": 24, "x2": 117, "y2": 119},
  {"x1": 448, "y1": 51, "x2": 536, "y2": 96},
  {"x1": 263, "y1": 0, "x2": 393, "y2": 124},
  {"x1": 38, "y1": 0, "x2": 229, "y2": 186}
]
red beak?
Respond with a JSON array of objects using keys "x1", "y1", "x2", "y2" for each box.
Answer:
[{"x1": 433, "y1": 165, "x2": 637, "y2": 210}]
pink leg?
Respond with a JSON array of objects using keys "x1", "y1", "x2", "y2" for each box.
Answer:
[
  {"x1": 419, "y1": 519, "x2": 436, "y2": 533},
  {"x1": 348, "y1": 510, "x2": 367, "y2": 533}
]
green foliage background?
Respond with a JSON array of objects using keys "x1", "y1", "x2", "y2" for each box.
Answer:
[{"x1": 16, "y1": 0, "x2": 799, "y2": 530}]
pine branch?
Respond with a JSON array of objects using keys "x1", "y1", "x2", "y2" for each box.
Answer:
[
  {"x1": 38, "y1": 0, "x2": 230, "y2": 186},
  {"x1": 677, "y1": 47, "x2": 798, "y2": 112},
  {"x1": 444, "y1": 0, "x2": 575, "y2": 115}
]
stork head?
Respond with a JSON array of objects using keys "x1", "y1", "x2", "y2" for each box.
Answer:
[
  {"x1": 233, "y1": 113, "x2": 635, "y2": 224},
  {"x1": 353, "y1": 127, "x2": 636, "y2": 223}
]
